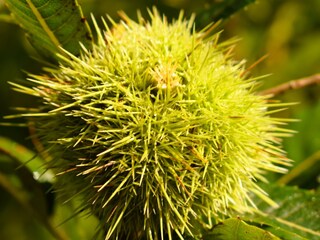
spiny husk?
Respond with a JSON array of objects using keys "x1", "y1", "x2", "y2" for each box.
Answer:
[{"x1": 12, "y1": 8, "x2": 292, "y2": 240}]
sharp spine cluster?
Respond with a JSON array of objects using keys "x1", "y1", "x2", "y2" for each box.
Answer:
[{"x1": 11, "y1": 8, "x2": 292, "y2": 240}]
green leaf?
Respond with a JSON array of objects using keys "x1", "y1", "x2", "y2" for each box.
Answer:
[
  {"x1": 0, "y1": 152, "x2": 64, "y2": 239},
  {"x1": 0, "y1": 136, "x2": 48, "y2": 176},
  {"x1": 195, "y1": 0, "x2": 256, "y2": 28},
  {"x1": 0, "y1": 13, "x2": 15, "y2": 23},
  {"x1": 247, "y1": 184, "x2": 320, "y2": 240},
  {"x1": 0, "y1": 137, "x2": 54, "y2": 221},
  {"x1": 3, "y1": 0, "x2": 93, "y2": 57},
  {"x1": 203, "y1": 218, "x2": 280, "y2": 240},
  {"x1": 52, "y1": 199, "x2": 102, "y2": 240},
  {"x1": 0, "y1": 138, "x2": 99, "y2": 239},
  {"x1": 282, "y1": 101, "x2": 320, "y2": 188},
  {"x1": 0, "y1": 186, "x2": 55, "y2": 240}
]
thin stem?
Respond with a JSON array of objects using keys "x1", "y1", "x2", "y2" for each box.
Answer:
[{"x1": 259, "y1": 74, "x2": 320, "y2": 96}]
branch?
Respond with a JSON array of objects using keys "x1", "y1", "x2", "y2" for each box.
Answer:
[{"x1": 259, "y1": 74, "x2": 320, "y2": 96}]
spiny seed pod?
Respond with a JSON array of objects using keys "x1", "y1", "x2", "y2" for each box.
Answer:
[{"x1": 12, "y1": 8, "x2": 291, "y2": 240}]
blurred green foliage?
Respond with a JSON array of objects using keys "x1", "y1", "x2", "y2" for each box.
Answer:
[{"x1": 0, "y1": 0, "x2": 319, "y2": 239}]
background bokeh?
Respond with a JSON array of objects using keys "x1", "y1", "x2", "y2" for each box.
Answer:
[{"x1": 0, "y1": 0, "x2": 319, "y2": 239}]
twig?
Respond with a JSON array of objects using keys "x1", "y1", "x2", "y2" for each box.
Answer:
[{"x1": 259, "y1": 74, "x2": 320, "y2": 96}]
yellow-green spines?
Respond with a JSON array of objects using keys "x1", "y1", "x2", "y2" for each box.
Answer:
[{"x1": 13, "y1": 9, "x2": 291, "y2": 240}]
